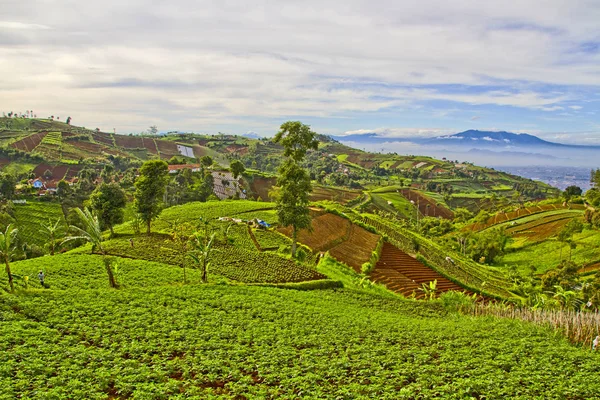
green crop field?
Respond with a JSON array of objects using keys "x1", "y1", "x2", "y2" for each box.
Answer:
[
  {"x1": 498, "y1": 227, "x2": 600, "y2": 275},
  {"x1": 2, "y1": 280, "x2": 599, "y2": 398},
  {"x1": 13, "y1": 201, "x2": 66, "y2": 249}
]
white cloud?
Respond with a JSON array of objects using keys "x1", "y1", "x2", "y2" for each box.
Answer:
[
  {"x1": 0, "y1": 0, "x2": 599, "y2": 135},
  {"x1": 342, "y1": 127, "x2": 456, "y2": 138},
  {"x1": 568, "y1": 105, "x2": 583, "y2": 110},
  {"x1": 0, "y1": 21, "x2": 50, "y2": 30}
]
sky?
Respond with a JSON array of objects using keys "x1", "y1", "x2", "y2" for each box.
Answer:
[{"x1": 1, "y1": 0, "x2": 600, "y2": 144}]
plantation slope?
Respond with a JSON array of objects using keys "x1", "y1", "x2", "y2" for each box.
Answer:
[
  {"x1": 328, "y1": 224, "x2": 380, "y2": 272},
  {"x1": 362, "y1": 214, "x2": 512, "y2": 298},
  {"x1": 13, "y1": 201, "x2": 66, "y2": 248},
  {"x1": 371, "y1": 242, "x2": 471, "y2": 298},
  {"x1": 467, "y1": 204, "x2": 586, "y2": 232},
  {"x1": 2, "y1": 285, "x2": 600, "y2": 398},
  {"x1": 497, "y1": 227, "x2": 600, "y2": 275},
  {"x1": 6, "y1": 254, "x2": 205, "y2": 290},
  {"x1": 96, "y1": 233, "x2": 326, "y2": 284},
  {"x1": 399, "y1": 189, "x2": 454, "y2": 219},
  {"x1": 278, "y1": 212, "x2": 351, "y2": 251}
]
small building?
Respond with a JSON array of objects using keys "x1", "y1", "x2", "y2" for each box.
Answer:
[
  {"x1": 167, "y1": 164, "x2": 202, "y2": 174},
  {"x1": 32, "y1": 179, "x2": 44, "y2": 189}
]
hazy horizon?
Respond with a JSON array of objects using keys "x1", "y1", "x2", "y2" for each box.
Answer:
[{"x1": 1, "y1": 0, "x2": 600, "y2": 145}]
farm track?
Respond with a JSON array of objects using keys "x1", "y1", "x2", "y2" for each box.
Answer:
[{"x1": 371, "y1": 242, "x2": 470, "y2": 299}]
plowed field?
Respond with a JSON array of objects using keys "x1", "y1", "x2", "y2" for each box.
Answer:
[
  {"x1": 371, "y1": 242, "x2": 469, "y2": 298},
  {"x1": 11, "y1": 131, "x2": 48, "y2": 152},
  {"x1": 278, "y1": 213, "x2": 351, "y2": 251},
  {"x1": 400, "y1": 189, "x2": 454, "y2": 219},
  {"x1": 328, "y1": 224, "x2": 380, "y2": 272}
]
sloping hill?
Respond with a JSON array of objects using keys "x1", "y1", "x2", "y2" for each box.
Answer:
[{"x1": 371, "y1": 242, "x2": 470, "y2": 298}]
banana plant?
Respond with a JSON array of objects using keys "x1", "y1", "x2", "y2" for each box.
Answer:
[{"x1": 0, "y1": 225, "x2": 19, "y2": 292}]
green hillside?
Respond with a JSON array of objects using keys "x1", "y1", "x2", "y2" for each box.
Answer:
[{"x1": 2, "y1": 269, "x2": 599, "y2": 398}]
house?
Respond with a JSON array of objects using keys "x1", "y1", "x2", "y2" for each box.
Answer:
[
  {"x1": 31, "y1": 179, "x2": 44, "y2": 189},
  {"x1": 167, "y1": 164, "x2": 202, "y2": 174}
]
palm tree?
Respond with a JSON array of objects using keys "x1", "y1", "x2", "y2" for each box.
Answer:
[
  {"x1": 0, "y1": 225, "x2": 19, "y2": 291},
  {"x1": 63, "y1": 208, "x2": 117, "y2": 288},
  {"x1": 188, "y1": 231, "x2": 216, "y2": 283},
  {"x1": 43, "y1": 218, "x2": 63, "y2": 256}
]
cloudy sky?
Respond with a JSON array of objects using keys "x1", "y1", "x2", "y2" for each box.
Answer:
[{"x1": 1, "y1": 0, "x2": 600, "y2": 143}]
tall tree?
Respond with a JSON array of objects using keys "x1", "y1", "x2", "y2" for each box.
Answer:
[
  {"x1": 0, "y1": 225, "x2": 19, "y2": 291},
  {"x1": 273, "y1": 121, "x2": 318, "y2": 257},
  {"x1": 0, "y1": 173, "x2": 16, "y2": 200},
  {"x1": 230, "y1": 160, "x2": 245, "y2": 179},
  {"x1": 200, "y1": 156, "x2": 213, "y2": 168},
  {"x1": 89, "y1": 182, "x2": 127, "y2": 236},
  {"x1": 134, "y1": 160, "x2": 169, "y2": 234}
]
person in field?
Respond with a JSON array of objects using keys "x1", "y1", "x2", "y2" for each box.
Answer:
[
  {"x1": 593, "y1": 335, "x2": 599, "y2": 351},
  {"x1": 38, "y1": 270, "x2": 45, "y2": 287}
]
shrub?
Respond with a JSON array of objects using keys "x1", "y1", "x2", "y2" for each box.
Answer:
[{"x1": 439, "y1": 290, "x2": 476, "y2": 312}]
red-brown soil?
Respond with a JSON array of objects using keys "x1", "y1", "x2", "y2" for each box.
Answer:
[
  {"x1": 371, "y1": 242, "x2": 469, "y2": 298},
  {"x1": 328, "y1": 224, "x2": 380, "y2": 272},
  {"x1": 279, "y1": 213, "x2": 351, "y2": 251},
  {"x1": 11, "y1": 131, "x2": 48, "y2": 152},
  {"x1": 249, "y1": 176, "x2": 276, "y2": 201},
  {"x1": 400, "y1": 189, "x2": 454, "y2": 219},
  {"x1": 309, "y1": 186, "x2": 362, "y2": 204}
]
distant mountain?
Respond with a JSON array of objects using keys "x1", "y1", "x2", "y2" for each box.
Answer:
[
  {"x1": 330, "y1": 129, "x2": 600, "y2": 167},
  {"x1": 431, "y1": 130, "x2": 551, "y2": 147},
  {"x1": 332, "y1": 129, "x2": 600, "y2": 149}
]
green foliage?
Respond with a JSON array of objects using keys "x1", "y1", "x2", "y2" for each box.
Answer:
[
  {"x1": 439, "y1": 290, "x2": 476, "y2": 312},
  {"x1": 230, "y1": 159, "x2": 245, "y2": 179},
  {"x1": 1, "y1": 284, "x2": 599, "y2": 398},
  {"x1": 0, "y1": 172, "x2": 16, "y2": 200},
  {"x1": 453, "y1": 207, "x2": 473, "y2": 223},
  {"x1": 273, "y1": 121, "x2": 318, "y2": 162},
  {"x1": 468, "y1": 228, "x2": 509, "y2": 264},
  {"x1": 0, "y1": 224, "x2": 18, "y2": 291},
  {"x1": 89, "y1": 182, "x2": 127, "y2": 235},
  {"x1": 134, "y1": 160, "x2": 169, "y2": 234},
  {"x1": 63, "y1": 208, "x2": 105, "y2": 255},
  {"x1": 276, "y1": 160, "x2": 312, "y2": 256}
]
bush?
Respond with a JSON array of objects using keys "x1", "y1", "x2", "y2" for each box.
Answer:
[{"x1": 439, "y1": 290, "x2": 476, "y2": 312}]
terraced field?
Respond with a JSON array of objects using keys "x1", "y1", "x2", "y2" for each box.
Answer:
[
  {"x1": 468, "y1": 203, "x2": 586, "y2": 232},
  {"x1": 13, "y1": 201, "x2": 66, "y2": 248},
  {"x1": 10, "y1": 131, "x2": 48, "y2": 152},
  {"x1": 309, "y1": 185, "x2": 362, "y2": 204},
  {"x1": 507, "y1": 210, "x2": 584, "y2": 242},
  {"x1": 399, "y1": 189, "x2": 454, "y2": 219},
  {"x1": 279, "y1": 212, "x2": 351, "y2": 251},
  {"x1": 328, "y1": 224, "x2": 380, "y2": 272},
  {"x1": 371, "y1": 242, "x2": 469, "y2": 298}
]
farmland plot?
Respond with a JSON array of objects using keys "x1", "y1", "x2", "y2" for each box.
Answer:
[{"x1": 1, "y1": 285, "x2": 599, "y2": 398}]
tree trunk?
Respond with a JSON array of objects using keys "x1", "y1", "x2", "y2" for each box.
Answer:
[
  {"x1": 146, "y1": 220, "x2": 151, "y2": 235},
  {"x1": 103, "y1": 256, "x2": 118, "y2": 289},
  {"x1": 202, "y1": 259, "x2": 207, "y2": 283},
  {"x1": 291, "y1": 226, "x2": 297, "y2": 258},
  {"x1": 5, "y1": 259, "x2": 14, "y2": 292},
  {"x1": 109, "y1": 225, "x2": 114, "y2": 238}
]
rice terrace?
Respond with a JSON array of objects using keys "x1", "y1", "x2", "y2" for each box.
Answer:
[{"x1": 3, "y1": 2, "x2": 600, "y2": 397}]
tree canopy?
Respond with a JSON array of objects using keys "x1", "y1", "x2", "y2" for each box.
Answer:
[
  {"x1": 273, "y1": 121, "x2": 318, "y2": 257},
  {"x1": 273, "y1": 121, "x2": 319, "y2": 162},
  {"x1": 134, "y1": 160, "x2": 169, "y2": 234},
  {"x1": 89, "y1": 182, "x2": 127, "y2": 236}
]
